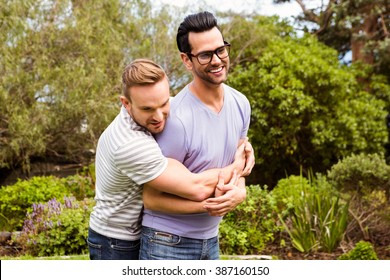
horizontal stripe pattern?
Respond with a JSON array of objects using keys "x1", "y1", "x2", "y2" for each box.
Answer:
[{"x1": 89, "y1": 106, "x2": 167, "y2": 241}]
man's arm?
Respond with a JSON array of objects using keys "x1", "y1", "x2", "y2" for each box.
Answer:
[
  {"x1": 204, "y1": 176, "x2": 247, "y2": 217},
  {"x1": 144, "y1": 140, "x2": 247, "y2": 201},
  {"x1": 143, "y1": 139, "x2": 253, "y2": 214},
  {"x1": 238, "y1": 137, "x2": 255, "y2": 176},
  {"x1": 143, "y1": 186, "x2": 207, "y2": 214},
  {"x1": 143, "y1": 172, "x2": 240, "y2": 214}
]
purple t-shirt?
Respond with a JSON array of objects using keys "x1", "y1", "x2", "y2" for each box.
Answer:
[{"x1": 142, "y1": 84, "x2": 251, "y2": 239}]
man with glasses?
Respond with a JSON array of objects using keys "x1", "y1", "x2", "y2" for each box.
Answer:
[{"x1": 140, "y1": 11, "x2": 252, "y2": 260}]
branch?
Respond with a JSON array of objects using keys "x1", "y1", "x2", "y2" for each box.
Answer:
[
  {"x1": 348, "y1": 208, "x2": 371, "y2": 241},
  {"x1": 296, "y1": 0, "x2": 319, "y2": 23},
  {"x1": 295, "y1": 0, "x2": 337, "y2": 35},
  {"x1": 315, "y1": 0, "x2": 337, "y2": 35},
  {"x1": 381, "y1": 13, "x2": 389, "y2": 37}
]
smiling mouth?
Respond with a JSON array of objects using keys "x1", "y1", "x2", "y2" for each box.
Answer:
[{"x1": 210, "y1": 66, "x2": 223, "y2": 73}]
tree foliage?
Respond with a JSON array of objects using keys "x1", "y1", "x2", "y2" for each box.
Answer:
[
  {"x1": 220, "y1": 14, "x2": 295, "y2": 67},
  {"x1": 1, "y1": 2, "x2": 389, "y2": 188},
  {"x1": 274, "y1": 0, "x2": 390, "y2": 80},
  {"x1": 228, "y1": 24, "x2": 388, "y2": 185},
  {"x1": 0, "y1": 0, "x2": 181, "y2": 173}
]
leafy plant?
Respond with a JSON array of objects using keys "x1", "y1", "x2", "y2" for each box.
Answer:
[
  {"x1": 228, "y1": 33, "x2": 388, "y2": 186},
  {"x1": 15, "y1": 197, "x2": 94, "y2": 257},
  {"x1": 327, "y1": 153, "x2": 390, "y2": 242},
  {"x1": 0, "y1": 176, "x2": 71, "y2": 231},
  {"x1": 64, "y1": 173, "x2": 95, "y2": 200},
  {"x1": 219, "y1": 185, "x2": 281, "y2": 255},
  {"x1": 338, "y1": 241, "x2": 379, "y2": 260},
  {"x1": 0, "y1": 173, "x2": 95, "y2": 232},
  {"x1": 327, "y1": 153, "x2": 390, "y2": 198},
  {"x1": 271, "y1": 174, "x2": 313, "y2": 218},
  {"x1": 278, "y1": 174, "x2": 349, "y2": 253}
]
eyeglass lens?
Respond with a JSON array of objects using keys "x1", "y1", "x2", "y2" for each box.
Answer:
[{"x1": 197, "y1": 45, "x2": 230, "y2": 64}]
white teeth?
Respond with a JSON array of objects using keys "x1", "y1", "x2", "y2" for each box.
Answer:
[{"x1": 210, "y1": 67, "x2": 223, "y2": 73}]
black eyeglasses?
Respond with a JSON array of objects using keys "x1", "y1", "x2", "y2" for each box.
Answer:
[{"x1": 186, "y1": 41, "x2": 231, "y2": 65}]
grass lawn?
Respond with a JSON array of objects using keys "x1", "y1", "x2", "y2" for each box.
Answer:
[
  {"x1": 1, "y1": 254, "x2": 89, "y2": 260},
  {"x1": 1, "y1": 254, "x2": 270, "y2": 260}
]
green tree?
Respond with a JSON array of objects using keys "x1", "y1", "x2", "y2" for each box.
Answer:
[
  {"x1": 228, "y1": 31, "x2": 388, "y2": 185},
  {"x1": 273, "y1": 0, "x2": 390, "y2": 80},
  {"x1": 220, "y1": 14, "x2": 295, "y2": 67},
  {"x1": 0, "y1": 0, "x2": 180, "y2": 174}
]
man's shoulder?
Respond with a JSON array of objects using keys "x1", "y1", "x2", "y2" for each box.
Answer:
[
  {"x1": 170, "y1": 86, "x2": 190, "y2": 106},
  {"x1": 224, "y1": 84, "x2": 247, "y2": 99},
  {"x1": 100, "y1": 117, "x2": 156, "y2": 152},
  {"x1": 224, "y1": 84, "x2": 250, "y2": 109},
  {"x1": 169, "y1": 86, "x2": 195, "y2": 118}
]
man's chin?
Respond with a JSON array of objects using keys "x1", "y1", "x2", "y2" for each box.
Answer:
[{"x1": 148, "y1": 125, "x2": 165, "y2": 135}]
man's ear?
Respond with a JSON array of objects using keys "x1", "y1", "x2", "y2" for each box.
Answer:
[
  {"x1": 119, "y1": 95, "x2": 130, "y2": 108},
  {"x1": 181, "y1": 53, "x2": 193, "y2": 71}
]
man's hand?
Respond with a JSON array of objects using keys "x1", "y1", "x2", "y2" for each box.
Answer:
[
  {"x1": 233, "y1": 138, "x2": 255, "y2": 177},
  {"x1": 242, "y1": 140, "x2": 255, "y2": 176},
  {"x1": 203, "y1": 173, "x2": 246, "y2": 217},
  {"x1": 214, "y1": 169, "x2": 237, "y2": 197},
  {"x1": 232, "y1": 141, "x2": 246, "y2": 174}
]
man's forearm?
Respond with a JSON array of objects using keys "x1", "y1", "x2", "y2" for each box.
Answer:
[
  {"x1": 144, "y1": 139, "x2": 248, "y2": 201},
  {"x1": 144, "y1": 176, "x2": 247, "y2": 215},
  {"x1": 203, "y1": 176, "x2": 247, "y2": 217},
  {"x1": 143, "y1": 186, "x2": 207, "y2": 214},
  {"x1": 145, "y1": 158, "x2": 240, "y2": 202}
]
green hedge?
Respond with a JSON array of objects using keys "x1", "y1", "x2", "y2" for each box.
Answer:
[
  {"x1": 219, "y1": 185, "x2": 280, "y2": 255},
  {"x1": 0, "y1": 172, "x2": 95, "y2": 231},
  {"x1": 0, "y1": 176, "x2": 71, "y2": 231},
  {"x1": 338, "y1": 241, "x2": 378, "y2": 260},
  {"x1": 15, "y1": 197, "x2": 94, "y2": 257}
]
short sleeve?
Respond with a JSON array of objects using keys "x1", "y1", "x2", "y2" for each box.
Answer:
[
  {"x1": 114, "y1": 136, "x2": 168, "y2": 185},
  {"x1": 242, "y1": 97, "x2": 251, "y2": 138}
]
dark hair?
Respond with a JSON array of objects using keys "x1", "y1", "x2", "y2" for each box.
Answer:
[{"x1": 176, "y1": 11, "x2": 221, "y2": 53}]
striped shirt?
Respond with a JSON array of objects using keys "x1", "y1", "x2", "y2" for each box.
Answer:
[{"x1": 89, "y1": 106, "x2": 168, "y2": 241}]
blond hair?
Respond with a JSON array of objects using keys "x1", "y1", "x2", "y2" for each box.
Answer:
[{"x1": 122, "y1": 59, "x2": 166, "y2": 100}]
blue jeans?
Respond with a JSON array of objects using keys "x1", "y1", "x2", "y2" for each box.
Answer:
[
  {"x1": 87, "y1": 227, "x2": 140, "y2": 260},
  {"x1": 140, "y1": 226, "x2": 219, "y2": 260}
]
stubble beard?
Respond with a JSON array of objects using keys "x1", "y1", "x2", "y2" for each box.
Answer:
[{"x1": 196, "y1": 62, "x2": 229, "y2": 86}]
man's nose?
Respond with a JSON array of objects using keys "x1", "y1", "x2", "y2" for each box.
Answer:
[
  {"x1": 154, "y1": 109, "x2": 163, "y2": 121},
  {"x1": 211, "y1": 52, "x2": 222, "y2": 63}
]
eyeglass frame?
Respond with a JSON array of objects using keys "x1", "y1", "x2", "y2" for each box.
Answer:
[{"x1": 186, "y1": 41, "x2": 231, "y2": 65}]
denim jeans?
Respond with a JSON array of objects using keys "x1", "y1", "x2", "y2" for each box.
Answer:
[
  {"x1": 87, "y1": 227, "x2": 140, "y2": 260},
  {"x1": 139, "y1": 226, "x2": 219, "y2": 260}
]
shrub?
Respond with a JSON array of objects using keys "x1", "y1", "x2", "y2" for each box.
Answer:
[
  {"x1": 327, "y1": 153, "x2": 390, "y2": 197},
  {"x1": 272, "y1": 173, "x2": 336, "y2": 215},
  {"x1": 277, "y1": 174, "x2": 349, "y2": 253},
  {"x1": 0, "y1": 176, "x2": 71, "y2": 231},
  {"x1": 219, "y1": 185, "x2": 280, "y2": 255},
  {"x1": 327, "y1": 153, "x2": 390, "y2": 242},
  {"x1": 228, "y1": 33, "x2": 388, "y2": 187},
  {"x1": 338, "y1": 241, "x2": 378, "y2": 260},
  {"x1": 15, "y1": 197, "x2": 94, "y2": 257},
  {"x1": 271, "y1": 174, "x2": 313, "y2": 218},
  {"x1": 63, "y1": 174, "x2": 95, "y2": 200},
  {"x1": 0, "y1": 172, "x2": 95, "y2": 232}
]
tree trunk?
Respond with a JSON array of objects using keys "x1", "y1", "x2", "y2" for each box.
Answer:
[{"x1": 351, "y1": 11, "x2": 378, "y2": 64}]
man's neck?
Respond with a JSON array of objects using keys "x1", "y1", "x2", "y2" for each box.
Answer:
[{"x1": 189, "y1": 80, "x2": 224, "y2": 113}]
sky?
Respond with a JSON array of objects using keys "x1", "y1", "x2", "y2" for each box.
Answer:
[
  {"x1": 154, "y1": 0, "x2": 352, "y2": 61},
  {"x1": 156, "y1": 0, "x2": 304, "y2": 20}
]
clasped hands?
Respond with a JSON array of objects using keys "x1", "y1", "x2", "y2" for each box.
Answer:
[{"x1": 204, "y1": 139, "x2": 255, "y2": 216}]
